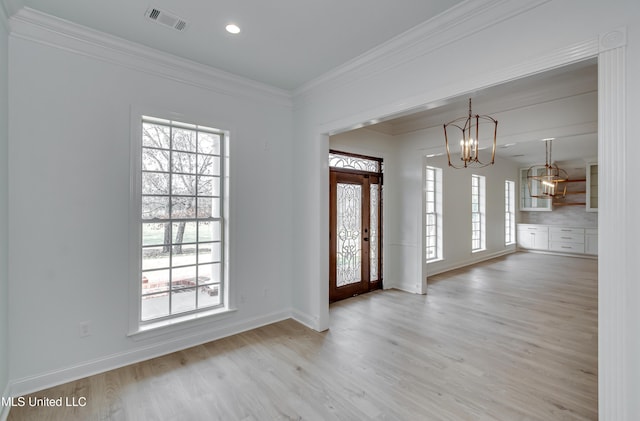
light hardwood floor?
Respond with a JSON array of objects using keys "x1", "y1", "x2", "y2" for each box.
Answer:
[{"x1": 8, "y1": 252, "x2": 597, "y2": 420}]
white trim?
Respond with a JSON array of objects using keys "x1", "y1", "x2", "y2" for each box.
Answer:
[
  {"x1": 471, "y1": 174, "x2": 486, "y2": 252},
  {"x1": 295, "y1": 0, "x2": 552, "y2": 97},
  {"x1": 128, "y1": 308, "x2": 238, "y2": 341},
  {"x1": 516, "y1": 248, "x2": 597, "y2": 260},
  {"x1": 505, "y1": 180, "x2": 516, "y2": 245},
  {"x1": 312, "y1": 27, "x2": 626, "y2": 420},
  {"x1": 317, "y1": 38, "x2": 599, "y2": 137},
  {"x1": 426, "y1": 249, "x2": 517, "y2": 278},
  {"x1": 128, "y1": 105, "x2": 234, "y2": 336},
  {"x1": 291, "y1": 309, "x2": 323, "y2": 332},
  {"x1": 129, "y1": 109, "x2": 144, "y2": 333},
  {"x1": 597, "y1": 27, "x2": 627, "y2": 420},
  {"x1": 8, "y1": 310, "x2": 291, "y2": 398},
  {"x1": 8, "y1": 8, "x2": 292, "y2": 108}
]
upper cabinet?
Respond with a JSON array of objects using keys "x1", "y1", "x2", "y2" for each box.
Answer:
[
  {"x1": 586, "y1": 162, "x2": 598, "y2": 212},
  {"x1": 519, "y1": 168, "x2": 552, "y2": 211}
]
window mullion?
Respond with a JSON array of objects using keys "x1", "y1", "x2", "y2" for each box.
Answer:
[
  {"x1": 168, "y1": 124, "x2": 173, "y2": 316},
  {"x1": 140, "y1": 116, "x2": 226, "y2": 324}
]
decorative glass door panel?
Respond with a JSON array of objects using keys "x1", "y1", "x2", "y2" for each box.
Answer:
[
  {"x1": 336, "y1": 183, "x2": 362, "y2": 286},
  {"x1": 369, "y1": 183, "x2": 379, "y2": 282},
  {"x1": 330, "y1": 169, "x2": 382, "y2": 302}
]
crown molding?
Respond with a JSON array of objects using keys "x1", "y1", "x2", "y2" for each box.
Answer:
[
  {"x1": 294, "y1": 0, "x2": 552, "y2": 98},
  {"x1": 390, "y1": 87, "x2": 597, "y2": 136},
  {"x1": 9, "y1": 8, "x2": 293, "y2": 107},
  {"x1": 318, "y1": 34, "x2": 598, "y2": 137}
]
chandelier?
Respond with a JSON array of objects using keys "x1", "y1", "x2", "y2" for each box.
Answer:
[
  {"x1": 527, "y1": 138, "x2": 568, "y2": 198},
  {"x1": 443, "y1": 98, "x2": 498, "y2": 168}
]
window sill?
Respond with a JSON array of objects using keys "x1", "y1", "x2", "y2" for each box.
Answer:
[
  {"x1": 426, "y1": 258, "x2": 443, "y2": 264},
  {"x1": 128, "y1": 307, "x2": 237, "y2": 341},
  {"x1": 472, "y1": 248, "x2": 486, "y2": 254}
]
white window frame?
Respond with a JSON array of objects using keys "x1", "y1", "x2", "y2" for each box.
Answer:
[
  {"x1": 129, "y1": 109, "x2": 233, "y2": 337},
  {"x1": 471, "y1": 174, "x2": 486, "y2": 252},
  {"x1": 505, "y1": 180, "x2": 516, "y2": 245},
  {"x1": 425, "y1": 166, "x2": 443, "y2": 263}
]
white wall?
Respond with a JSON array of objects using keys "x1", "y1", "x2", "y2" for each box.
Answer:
[
  {"x1": 330, "y1": 126, "x2": 519, "y2": 292},
  {"x1": 292, "y1": 0, "x2": 639, "y2": 418},
  {"x1": 392, "y1": 125, "x2": 519, "y2": 283},
  {"x1": 0, "y1": 2, "x2": 10, "y2": 406},
  {"x1": 3, "y1": 0, "x2": 639, "y2": 417},
  {"x1": 395, "y1": 91, "x2": 596, "y2": 277},
  {"x1": 7, "y1": 18, "x2": 293, "y2": 391},
  {"x1": 332, "y1": 77, "x2": 597, "y2": 292},
  {"x1": 329, "y1": 128, "x2": 400, "y2": 289},
  {"x1": 423, "y1": 154, "x2": 519, "y2": 276}
]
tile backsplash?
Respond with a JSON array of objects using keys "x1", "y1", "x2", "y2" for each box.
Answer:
[{"x1": 519, "y1": 205, "x2": 597, "y2": 227}]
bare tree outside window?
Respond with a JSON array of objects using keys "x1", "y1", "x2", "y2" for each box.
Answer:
[{"x1": 140, "y1": 117, "x2": 224, "y2": 321}]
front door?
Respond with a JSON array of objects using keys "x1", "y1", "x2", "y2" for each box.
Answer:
[{"x1": 329, "y1": 169, "x2": 382, "y2": 302}]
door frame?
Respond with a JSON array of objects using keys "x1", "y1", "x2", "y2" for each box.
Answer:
[
  {"x1": 329, "y1": 150, "x2": 383, "y2": 302},
  {"x1": 314, "y1": 32, "x2": 628, "y2": 419}
]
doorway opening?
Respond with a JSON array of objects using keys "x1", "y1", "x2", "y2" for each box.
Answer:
[{"x1": 329, "y1": 150, "x2": 383, "y2": 302}]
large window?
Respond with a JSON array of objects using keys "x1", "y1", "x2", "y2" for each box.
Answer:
[
  {"x1": 135, "y1": 115, "x2": 228, "y2": 326},
  {"x1": 505, "y1": 180, "x2": 516, "y2": 245},
  {"x1": 471, "y1": 175, "x2": 486, "y2": 251},
  {"x1": 426, "y1": 166, "x2": 443, "y2": 262}
]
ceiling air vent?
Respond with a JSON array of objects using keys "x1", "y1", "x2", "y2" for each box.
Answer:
[{"x1": 145, "y1": 7, "x2": 188, "y2": 32}]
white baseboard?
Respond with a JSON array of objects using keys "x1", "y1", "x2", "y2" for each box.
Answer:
[
  {"x1": 427, "y1": 249, "x2": 516, "y2": 277},
  {"x1": 517, "y1": 248, "x2": 597, "y2": 260},
  {"x1": 8, "y1": 309, "x2": 291, "y2": 398},
  {"x1": 290, "y1": 309, "x2": 322, "y2": 331},
  {"x1": 391, "y1": 283, "x2": 422, "y2": 294}
]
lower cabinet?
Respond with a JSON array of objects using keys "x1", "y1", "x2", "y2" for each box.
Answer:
[
  {"x1": 585, "y1": 228, "x2": 598, "y2": 255},
  {"x1": 549, "y1": 227, "x2": 585, "y2": 254},
  {"x1": 517, "y1": 224, "x2": 549, "y2": 251},
  {"x1": 517, "y1": 224, "x2": 598, "y2": 256}
]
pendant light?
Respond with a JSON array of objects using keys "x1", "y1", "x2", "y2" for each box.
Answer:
[
  {"x1": 527, "y1": 138, "x2": 569, "y2": 198},
  {"x1": 443, "y1": 98, "x2": 498, "y2": 168}
]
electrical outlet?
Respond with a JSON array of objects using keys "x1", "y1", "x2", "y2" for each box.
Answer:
[{"x1": 79, "y1": 321, "x2": 91, "y2": 338}]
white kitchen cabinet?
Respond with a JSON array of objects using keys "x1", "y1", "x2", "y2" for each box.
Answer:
[
  {"x1": 585, "y1": 228, "x2": 598, "y2": 255},
  {"x1": 517, "y1": 224, "x2": 549, "y2": 250},
  {"x1": 549, "y1": 227, "x2": 585, "y2": 253},
  {"x1": 517, "y1": 224, "x2": 598, "y2": 256}
]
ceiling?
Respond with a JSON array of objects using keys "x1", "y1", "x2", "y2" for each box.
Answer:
[
  {"x1": 8, "y1": 0, "x2": 466, "y2": 91},
  {"x1": 6, "y1": 0, "x2": 597, "y2": 168},
  {"x1": 0, "y1": 0, "x2": 597, "y2": 165}
]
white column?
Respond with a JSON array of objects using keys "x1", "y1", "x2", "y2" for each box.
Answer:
[{"x1": 597, "y1": 27, "x2": 627, "y2": 421}]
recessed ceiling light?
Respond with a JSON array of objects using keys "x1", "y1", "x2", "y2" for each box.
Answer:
[{"x1": 225, "y1": 24, "x2": 240, "y2": 34}]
